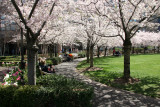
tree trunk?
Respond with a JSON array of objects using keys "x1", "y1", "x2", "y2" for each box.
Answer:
[
  {"x1": 123, "y1": 40, "x2": 132, "y2": 80},
  {"x1": 97, "y1": 46, "x2": 100, "y2": 58},
  {"x1": 144, "y1": 47, "x2": 146, "y2": 54},
  {"x1": 27, "y1": 43, "x2": 38, "y2": 85},
  {"x1": 90, "y1": 45, "x2": 94, "y2": 67},
  {"x1": 3, "y1": 43, "x2": 5, "y2": 56},
  {"x1": 158, "y1": 47, "x2": 159, "y2": 53},
  {"x1": 55, "y1": 44, "x2": 57, "y2": 57},
  {"x1": 20, "y1": 27, "x2": 25, "y2": 69},
  {"x1": 86, "y1": 39, "x2": 90, "y2": 63},
  {"x1": 104, "y1": 46, "x2": 107, "y2": 57},
  {"x1": 132, "y1": 47, "x2": 135, "y2": 54},
  {"x1": 154, "y1": 46, "x2": 156, "y2": 54},
  {"x1": 50, "y1": 44, "x2": 54, "y2": 58}
]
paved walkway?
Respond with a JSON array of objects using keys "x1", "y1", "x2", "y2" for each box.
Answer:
[{"x1": 55, "y1": 58, "x2": 160, "y2": 107}]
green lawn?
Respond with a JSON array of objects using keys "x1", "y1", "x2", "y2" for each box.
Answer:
[{"x1": 77, "y1": 54, "x2": 160, "y2": 98}]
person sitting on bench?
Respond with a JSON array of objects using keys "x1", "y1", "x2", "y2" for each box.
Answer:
[{"x1": 38, "y1": 57, "x2": 55, "y2": 73}]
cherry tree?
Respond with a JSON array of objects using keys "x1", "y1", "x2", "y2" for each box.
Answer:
[
  {"x1": 4, "y1": 0, "x2": 61, "y2": 85},
  {"x1": 65, "y1": 0, "x2": 122, "y2": 67},
  {"x1": 132, "y1": 31, "x2": 160, "y2": 54},
  {"x1": 91, "y1": 0, "x2": 160, "y2": 80}
]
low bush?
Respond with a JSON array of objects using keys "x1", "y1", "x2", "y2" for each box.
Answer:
[
  {"x1": 48, "y1": 57, "x2": 62, "y2": 65},
  {"x1": 0, "y1": 56, "x2": 7, "y2": 60},
  {"x1": 37, "y1": 75, "x2": 94, "y2": 107},
  {"x1": 0, "y1": 85, "x2": 18, "y2": 107},
  {"x1": 0, "y1": 75, "x2": 94, "y2": 107},
  {"x1": 78, "y1": 52, "x2": 86, "y2": 58}
]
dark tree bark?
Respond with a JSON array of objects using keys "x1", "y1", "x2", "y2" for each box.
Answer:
[
  {"x1": 158, "y1": 47, "x2": 159, "y2": 53},
  {"x1": 154, "y1": 46, "x2": 156, "y2": 54},
  {"x1": 27, "y1": 47, "x2": 38, "y2": 85},
  {"x1": 3, "y1": 43, "x2": 5, "y2": 56},
  {"x1": 97, "y1": 46, "x2": 100, "y2": 58},
  {"x1": 54, "y1": 44, "x2": 57, "y2": 57},
  {"x1": 132, "y1": 47, "x2": 135, "y2": 54},
  {"x1": 90, "y1": 45, "x2": 94, "y2": 67},
  {"x1": 49, "y1": 44, "x2": 54, "y2": 58},
  {"x1": 143, "y1": 47, "x2": 146, "y2": 54},
  {"x1": 123, "y1": 39, "x2": 132, "y2": 80},
  {"x1": 104, "y1": 46, "x2": 107, "y2": 57},
  {"x1": 20, "y1": 27, "x2": 25, "y2": 69},
  {"x1": 86, "y1": 39, "x2": 90, "y2": 63}
]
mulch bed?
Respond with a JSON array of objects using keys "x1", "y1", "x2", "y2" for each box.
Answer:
[
  {"x1": 113, "y1": 77, "x2": 140, "y2": 84},
  {"x1": 76, "y1": 67, "x2": 103, "y2": 73}
]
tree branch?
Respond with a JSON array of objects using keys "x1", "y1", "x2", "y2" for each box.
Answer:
[
  {"x1": 96, "y1": 33, "x2": 120, "y2": 38},
  {"x1": 126, "y1": 0, "x2": 143, "y2": 29},
  {"x1": 118, "y1": 0, "x2": 127, "y2": 35},
  {"x1": 36, "y1": 1, "x2": 56, "y2": 37},
  {"x1": 11, "y1": 0, "x2": 26, "y2": 25},
  {"x1": 28, "y1": 0, "x2": 39, "y2": 20}
]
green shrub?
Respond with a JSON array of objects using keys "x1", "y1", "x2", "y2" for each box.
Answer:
[
  {"x1": 78, "y1": 52, "x2": 86, "y2": 58},
  {"x1": 36, "y1": 65, "x2": 42, "y2": 78},
  {"x1": 0, "y1": 85, "x2": 18, "y2": 107},
  {"x1": 0, "y1": 56, "x2": 7, "y2": 60},
  {"x1": 37, "y1": 75, "x2": 94, "y2": 107},
  {"x1": 46, "y1": 59, "x2": 53, "y2": 65},
  {"x1": 0, "y1": 75, "x2": 93, "y2": 107},
  {"x1": 48, "y1": 57, "x2": 62, "y2": 65},
  {"x1": 14, "y1": 85, "x2": 39, "y2": 106}
]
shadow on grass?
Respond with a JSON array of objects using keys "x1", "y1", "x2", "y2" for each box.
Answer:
[
  {"x1": 112, "y1": 76, "x2": 160, "y2": 98},
  {"x1": 85, "y1": 70, "x2": 160, "y2": 98},
  {"x1": 77, "y1": 56, "x2": 114, "y2": 68},
  {"x1": 77, "y1": 61, "x2": 88, "y2": 68},
  {"x1": 84, "y1": 70, "x2": 123, "y2": 86}
]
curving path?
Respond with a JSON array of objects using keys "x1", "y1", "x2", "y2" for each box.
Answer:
[{"x1": 55, "y1": 58, "x2": 160, "y2": 107}]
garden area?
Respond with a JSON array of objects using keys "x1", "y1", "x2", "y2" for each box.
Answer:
[
  {"x1": 0, "y1": 55, "x2": 93, "y2": 107},
  {"x1": 0, "y1": 0, "x2": 160, "y2": 106},
  {"x1": 0, "y1": 75, "x2": 94, "y2": 107},
  {"x1": 77, "y1": 54, "x2": 160, "y2": 98}
]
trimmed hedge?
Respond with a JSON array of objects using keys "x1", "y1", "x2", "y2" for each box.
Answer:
[{"x1": 0, "y1": 75, "x2": 94, "y2": 107}]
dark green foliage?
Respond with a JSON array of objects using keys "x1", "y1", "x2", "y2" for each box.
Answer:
[
  {"x1": 78, "y1": 52, "x2": 86, "y2": 58},
  {"x1": 47, "y1": 57, "x2": 62, "y2": 65},
  {"x1": 0, "y1": 56, "x2": 7, "y2": 60},
  {"x1": 0, "y1": 85, "x2": 18, "y2": 107},
  {"x1": 37, "y1": 75, "x2": 94, "y2": 107},
  {"x1": 14, "y1": 86, "x2": 40, "y2": 106},
  {"x1": 36, "y1": 65, "x2": 42, "y2": 78},
  {"x1": 0, "y1": 75, "x2": 94, "y2": 107}
]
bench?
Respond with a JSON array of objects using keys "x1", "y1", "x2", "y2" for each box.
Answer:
[{"x1": 38, "y1": 65, "x2": 55, "y2": 75}]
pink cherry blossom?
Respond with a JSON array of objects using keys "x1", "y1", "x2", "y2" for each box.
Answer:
[
  {"x1": 16, "y1": 76, "x2": 21, "y2": 81},
  {"x1": 2, "y1": 82, "x2": 6, "y2": 85}
]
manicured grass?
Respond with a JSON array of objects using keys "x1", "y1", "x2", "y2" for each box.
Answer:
[{"x1": 77, "y1": 54, "x2": 160, "y2": 98}]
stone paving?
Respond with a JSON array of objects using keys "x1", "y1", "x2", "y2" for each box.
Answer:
[{"x1": 55, "y1": 58, "x2": 160, "y2": 107}]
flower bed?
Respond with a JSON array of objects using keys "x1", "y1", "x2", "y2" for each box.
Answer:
[
  {"x1": 1, "y1": 61, "x2": 20, "y2": 67},
  {"x1": 2, "y1": 67, "x2": 25, "y2": 85}
]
